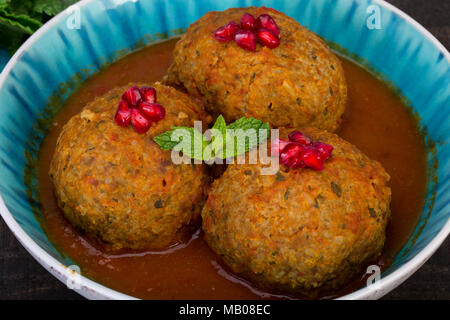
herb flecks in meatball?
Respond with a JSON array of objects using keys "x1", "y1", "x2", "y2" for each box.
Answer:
[
  {"x1": 202, "y1": 127, "x2": 391, "y2": 296},
  {"x1": 168, "y1": 7, "x2": 347, "y2": 132},
  {"x1": 50, "y1": 83, "x2": 209, "y2": 250}
]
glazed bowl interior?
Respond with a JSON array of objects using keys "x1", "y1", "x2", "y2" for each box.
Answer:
[{"x1": 0, "y1": 0, "x2": 448, "y2": 299}]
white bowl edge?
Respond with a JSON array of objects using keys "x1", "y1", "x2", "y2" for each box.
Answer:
[{"x1": 0, "y1": 0, "x2": 448, "y2": 300}]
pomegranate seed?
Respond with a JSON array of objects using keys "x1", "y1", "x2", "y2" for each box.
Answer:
[
  {"x1": 302, "y1": 147, "x2": 324, "y2": 171},
  {"x1": 140, "y1": 86, "x2": 157, "y2": 103},
  {"x1": 214, "y1": 21, "x2": 240, "y2": 42},
  {"x1": 114, "y1": 100, "x2": 131, "y2": 127},
  {"x1": 234, "y1": 30, "x2": 256, "y2": 51},
  {"x1": 288, "y1": 156, "x2": 306, "y2": 169},
  {"x1": 139, "y1": 102, "x2": 166, "y2": 121},
  {"x1": 270, "y1": 138, "x2": 290, "y2": 156},
  {"x1": 288, "y1": 131, "x2": 312, "y2": 145},
  {"x1": 122, "y1": 86, "x2": 142, "y2": 107},
  {"x1": 130, "y1": 108, "x2": 151, "y2": 134},
  {"x1": 257, "y1": 28, "x2": 280, "y2": 49},
  {"x1": 241, "y1": 13, "x2": 256, "y2": 30},
  {"x1": 314, "y1": 142, "x2": 334, "y2": 160},
  {"x1": 280, "y1": 143, "x2": 303, "y2": 166},
  {"x1": 276, "y1": 130, "x2": 333, "y2": 170},
  {"x1": 256, "y1": 14, "x2": 280, "y2": 37}
]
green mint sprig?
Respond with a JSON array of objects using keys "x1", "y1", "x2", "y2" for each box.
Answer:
[
  {"x1": 0, "y1": 0, "x2": 78, "y2": 54},
  {"x1": 153, "y1": 115, "x2": 270, "y2": 162}
]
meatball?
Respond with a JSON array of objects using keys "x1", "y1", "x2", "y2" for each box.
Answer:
[
  {"x1": 202, "y1": 127, "x2": 391, "y2": 295},
  {"x1": 50, "y1": 82, "x2": 210, "y2": 250},
  {"x1": 167, "y1": 7, "x2": 347, "y2": 132}
]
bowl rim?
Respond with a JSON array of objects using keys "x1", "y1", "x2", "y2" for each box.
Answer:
[{"x1": 0, "y1": 0, "x2": 448, "y2": 300}]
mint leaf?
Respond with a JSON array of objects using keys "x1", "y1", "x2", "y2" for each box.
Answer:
[
  {"x1": 212, "y1": 115, "x2": 226, "y2": 135},
  {"x1": 154, "y1": 126, "x2": 209, "y2": 161},
  {"x1": 207, "y1": 115, "x2": 227, "y2": 159},
  {"x1": 153, "y1": 116, "x2": 270, "y2": 162},
  {"x1": 224, "y1": 117, "x2": 270, "y2": 158},
  {"x1": 0, "y1": 24, "x2": 25, "y2": 53},
  {"x1": 5, "y1": 0, "x2": 35, "y2": 15},
  {"x1": 171, "y1": 126, "x2": 209, "y2": 161},
  {"x1": 227, "y1": 117, "x2": 263, "y2": 130},
  {"x1": 34, "y1": 0, "x2": 79, "y2": 16},
  {"x1": 0, "y1": 8, "x2": 42, "y2": 35},
  {"x1": 153, "y1": 131, "x2": 179, "y2": 150},
  {"x1": 0, "y1": 0, "x2": 78, "y2": 54},
  {"x1": 0, "y1": 1, "x2": 11, "y2": 8}
]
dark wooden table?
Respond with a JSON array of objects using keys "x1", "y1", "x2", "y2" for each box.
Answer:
[{"x1": 0, "y1": 0, "x2": 449, "y2": 300}]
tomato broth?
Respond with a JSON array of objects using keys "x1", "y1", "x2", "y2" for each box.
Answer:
[{"x1": 36, "y1": 38, "x2": 427, "y2": 299}]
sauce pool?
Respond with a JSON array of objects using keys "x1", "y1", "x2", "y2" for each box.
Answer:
[{"x1": 36, "y1": 38, "x2": 427, "y2": 299}]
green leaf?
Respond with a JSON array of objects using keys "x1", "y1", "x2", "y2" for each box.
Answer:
[
  {"x1": 34, "y1": 0, "x2": 79, "y2": 16},
  {"x1": 171, "y1": 126, "x2": 209, "y2": 161},
  {"x1": 227, "y1": 117, "x2": 265, "y2": 130},
  {"x1": 224, "y1": 117, "x2": 270, "y2": 158},
  {"x1": 0, "y1": 0, "x2": 79, "y2": 53},
  {"x1": 154, "y1": 126, "x2": 209, "y2": 161},
  {"x1": 211, "y1": 115, "x2": 226, "y2": 135},
  {"x1": 0, "y1": 0, "x2": 11, "y2": 9},
  {"x1": 0, "y1": 24, "x2": 25, "y2": 53},
  {"x1": 153, "y1": 131, "x2": 179, "y2": 150},
  {"x1": 0, "y1": 8, "x2": 42, "y2": 35},
  {"x1": 153, "y1": 116, "x2": 270, "y2": 162},
  {"x1": 207, "y1": 115, "x2": 227, "y2": 159}
]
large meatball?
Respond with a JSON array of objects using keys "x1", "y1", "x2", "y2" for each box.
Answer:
[
  {"x1": 167, "y1": 7, "x2": 347, "y2": 132},
  {"x1": 50, "y1": 82, "x2": 210, "y2": 250},
  {"x1": 202, "y1": 127, "x2": 391, "y2": 295}
]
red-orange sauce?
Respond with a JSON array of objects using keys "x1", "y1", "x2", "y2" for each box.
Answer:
[{"x1": 37, "y1": 38, "x2": 427, "y2": 299}]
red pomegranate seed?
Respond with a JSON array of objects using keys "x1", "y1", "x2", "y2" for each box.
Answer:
[
  {"x1": 122, "y1": 86, "x2": 142, "y2": 107},
  {"x1": 140, "y1": 86, "x2": 157, "y2": 103},
  {"x1": 276, "y1": 130, "x2": 333, "y2": 171},
  {"x1": 130, "y1": 108, "x2": 151, "y2": 133},
  {"x1": 281, "y1": 155, "x2": 306, "y2": 169},
  {"x1": 280, "y1": 143, "x2": 303, "y2": 165},
  {"x1": 214, "y1": 21, "x2": 240, "y2": 42},
  {"x1": 234, "y1": 30, "x2": 257, "y2": 51},
  {"x1": 256, "y1": 14, "x2": 280, "y2": 37},
  {"x1": 139, "y1": 102, "x2": 166, "y2": 121},
  {"x1": 241, "y1": 13, "x2": 256, "y2": 30},
  {"x1": 302, "y1": 147, "x2": 324, "y2": 171},
  {"x1": 270, "y1": 138, "x2": 290, "y2": 156},
  {"x1": 288, "y1": 156, "x2": 306, "y2": 169},
  {"x1": 288, "y1": 131, "x2": 312, "y2": 145},
  {"x1": 257, "y1": 28, "x2": 280, "y2": 49},
  {"x1": 114, "y1": 100, "x2": 131, "y2": 127},
  {"x1": 314, "y1": 142, "x2": 334, "y2": 160}
]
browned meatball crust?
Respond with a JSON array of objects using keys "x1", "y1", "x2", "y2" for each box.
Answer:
[
  {"x1": 50, "y1": 82, "x2": 210, "y2": 250},
  {"x1": 168, "y1": 7, "x2": 347, "y2": 132},
  {"x1": 202, "y1": 127, "x2": 391, "y2": 295}
]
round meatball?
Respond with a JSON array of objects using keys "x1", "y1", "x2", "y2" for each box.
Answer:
[
  {"x1": 167, "y1": 7, "x2": 347, "y2": 132},
  {"x1": 202, "y1": 127, "x2": 391, "y2": 295},
  {"x1": 50, "y1": 82, "x2": 210, "y2": 250}
]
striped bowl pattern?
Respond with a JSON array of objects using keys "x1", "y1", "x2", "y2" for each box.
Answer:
[{"x1": 0, "y1": 0, "x2": 448, "y2": 299}]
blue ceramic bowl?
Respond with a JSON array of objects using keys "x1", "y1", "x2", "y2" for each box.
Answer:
[{"x1": 0, "y1": 0, "x2": 448, "y2": 299}]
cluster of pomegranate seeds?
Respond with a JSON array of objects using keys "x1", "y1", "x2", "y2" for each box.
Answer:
[
  {"x1": 214, "y1": 22, "x2": 240, "y2": 42},
  {"x1": 114, "y1": 86, "x2": 166, "y2": 134},
  {"x1": 214, "y1": 13, "x2": 281, "y2": 51},
  {"x1": 272, "y1": 131, "x2": 334, "y2": 171}
]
